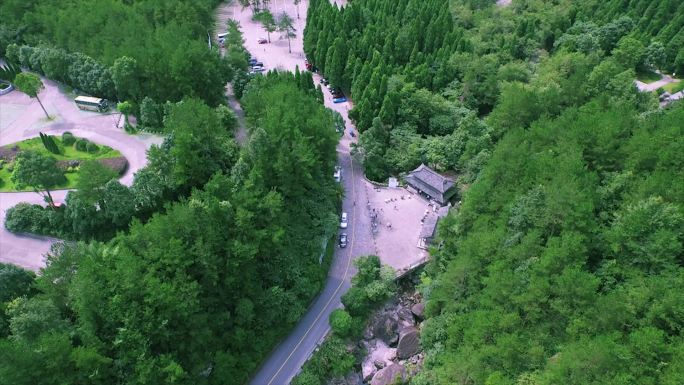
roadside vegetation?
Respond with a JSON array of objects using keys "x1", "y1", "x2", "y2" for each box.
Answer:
[{"x1": 292, "y1": 256, "x2": 396, "y2": 385}]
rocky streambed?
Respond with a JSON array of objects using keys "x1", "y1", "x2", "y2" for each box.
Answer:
[
  {"x1": 361, "y1": 292, "x2": 425, "y2": 385},
  {"x1": 326, "y1": 281, "x2": 426, "y2": 385}
]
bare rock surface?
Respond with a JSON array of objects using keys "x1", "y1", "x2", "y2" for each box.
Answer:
[
  {"x1": 371, "y1": 313, "x2": 399, "y2": 345},
  {"x1": 411, "y1": 302, "x2": 425, "y2": 320},
  {"x1": 362, "y1": 355, "x2": 377, "y2": 382},
  {"x1": 328, "y1": 372, "x2": 363, "y2": 385},
  {"x1": 370, "y1": 363, "x2": 407, "y2": 385},
  {"x1": 397, "y1": 326, "x2": 421, "y2": 359}
]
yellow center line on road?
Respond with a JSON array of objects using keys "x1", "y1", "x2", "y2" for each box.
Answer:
[{"x1": 266, "y1": 147, "x2": 359, "y2": 385}]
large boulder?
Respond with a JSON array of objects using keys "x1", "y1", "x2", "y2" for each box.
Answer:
[
  {"x1": 329, "y1": 372, "x2": 363, "y2": 385},
  {"x1": 411, "y1": 303, "x2": 425, "y2": 320},
  {"x1": 362, "y1": 356, "x2": 377, "y2": 382},
  {"x1": 370, "y1": 363, "x2": 407, "y2": 385},
  {"x1": 366, "y1": 339, "x2": 397, "y2": 368},
  {"x1": 397, "y1": 307, "x2": 415, "y2": 324},
  {"x1": 371, "y1": 313, "x2": 399, "y2": 346},
  {"x1": 397, "y1": 326, "x2": 421, "y2": 359}
]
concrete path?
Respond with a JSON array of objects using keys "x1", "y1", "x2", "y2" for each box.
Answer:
[
  {"x1": 635, "y1": 74, "x2": 680, "y2": 92},
  {"x1": 0, "y1": 77, "x2": 162, "y2": 271}
]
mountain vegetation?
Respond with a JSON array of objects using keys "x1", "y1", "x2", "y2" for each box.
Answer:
[
  {"x1": 303, "y1": 1, "x2": 683, "y2": 384},
  {"x1": 303, "y1": 0, "x2": 681, "y2": 182}
]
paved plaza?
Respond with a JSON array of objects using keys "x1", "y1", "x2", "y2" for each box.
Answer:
[{"x1": 362, "y1": 183, "x2": 435, "y2": 273}]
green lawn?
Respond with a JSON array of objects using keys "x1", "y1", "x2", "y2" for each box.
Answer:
[
  {"x1": 0, "y1": 169, "x2": 79, "y2": 192},
  {"x1": 0, "y1": 135, "x2": 120, "y2": 192},
  {"x1": 636, "y1": 70, "x2": 662, "y2": 84},
  {"x1": 662, "y1": 81, "x2": 684, "y2": 94},
  {"x1": 11, "y1": 136, "x2": 120, "y2": 161}
]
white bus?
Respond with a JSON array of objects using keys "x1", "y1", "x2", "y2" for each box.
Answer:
[{"x1": 74, "y1": 96, "x2": 109, "y2": 112}]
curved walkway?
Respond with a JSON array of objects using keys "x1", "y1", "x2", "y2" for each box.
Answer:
[{"x1": 0, "y1": 77, "x2": 162, "y2": 271}]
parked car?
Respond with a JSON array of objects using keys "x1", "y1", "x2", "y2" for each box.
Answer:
[
  {"x1": 320, "y1": 78, "x2": 329, "y2": 86},
  {"x1": 305, "y1": 59, "x2": 313, "y2": 70},
  {"x1": 339, "y1": 233, "x2": 348, "y2": 248},
  {"x1": 258, "y1": 38, "x2": 268, "y2": 44},
  {"x1": 349, "y1": 130, "x2": 356, "y2": 137},
  {"x1": 249, "y1": 58, "x2": 258, "y2": 66},
  {"x1": 331, "y1": 87, "x2": 343, "y2": 97},
  {"x1": 333, "y1": 96, "x2": 347, "y2": 103},
  {"x1": 334, "y1": 166, "x2": 341, "y2": 182},
  {"x1": 340, "y1": 212, "x2": 348, "y2": 228}
]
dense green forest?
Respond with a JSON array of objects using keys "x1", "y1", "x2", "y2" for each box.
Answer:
[
  {"x1": 304, "y1": 0, "x2": 681, "y2": 181},
  {"x1": 0, "y1": 0, "x2": 228, "y2": 105},
  {"x1": 418, "y1": 101, "x2": 684, "y2": 385},
  {"x1": 302, "y1": 0, "x2": 684, "y2": 384},
  {"x1": 0, "y1": 72, "x2": 340, "y2": 384}
]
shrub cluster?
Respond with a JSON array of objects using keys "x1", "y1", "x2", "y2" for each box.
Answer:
[
  {"x1": 4, "y1": 203, "x2": 65, "y2": 236},
  {"x1": 74, "y1": 139, "x2": 88, "y2": 152},
  {"x1": 61, "y1": 132, "x2": 75, "y2": 146}
]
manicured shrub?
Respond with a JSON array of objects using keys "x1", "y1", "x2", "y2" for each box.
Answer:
[
  {"x1": 85, "y1": 142, "x2": 99, "y2": 153},
  {"x1": 39, "y1": 132, "x2": 60, "y2": 154},
  {"x1": 75, "y1": 139, "x2": 89, "y2": 152},
  {"x1": 61, "y1": 131, "x2": 75, "y2": 146}
]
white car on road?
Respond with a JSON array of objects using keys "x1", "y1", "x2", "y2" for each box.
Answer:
[{"x1": 340, "y1": 212, "x2": 348, "y2": 228}]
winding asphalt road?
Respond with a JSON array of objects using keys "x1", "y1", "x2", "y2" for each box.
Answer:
[
  {"x1": 0, "y1": 77, "x2": 161, "y2": 271},
  {"x1": 215, "y1": 1, "x2": 373, "y2": 384}
]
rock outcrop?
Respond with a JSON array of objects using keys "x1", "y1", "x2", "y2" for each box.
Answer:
[
  {"x1": 397, "y1": 326, "x2": 421, "y2": 359},
  {"x1": 411, "y1": 302, "x2": 424, "y2": 320},
  {"x1": 397, "y1": 307, "x2": 415, "y2": 324},
  {"x1": 362, "y1": 357, "x2": 377, "y2": 382},
  {"x1": 371, "y1": 313, "x2": 399, "y2": 346},
  {"x1": 329, "y1": 372, "x2": 363, "y2": 385},
  {"x1": 370, "y1": 363, "x2": 407, "y2": 385}
]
